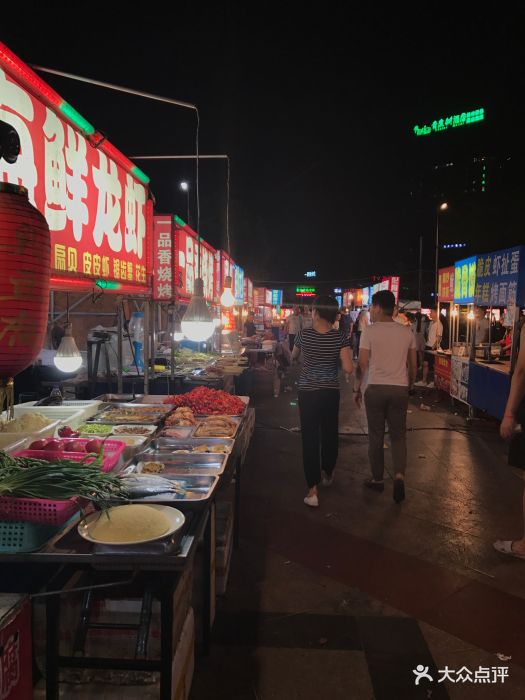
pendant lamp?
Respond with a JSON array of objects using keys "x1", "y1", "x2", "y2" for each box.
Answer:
[
  {"x1": 181, "y1": 278, "x2": 215, "y2": 342},
  {"x1": 220, "y1": 275, "x2": 235, "y2": 307},
  {"x1": 54, "y1": 294, "x2": 82, "y2": 372}
]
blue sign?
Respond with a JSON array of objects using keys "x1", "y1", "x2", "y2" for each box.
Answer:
[
  {"x1": 271, "y1": 289, "x2": 283, "y2": 306},
  {"x1": 474, "y1": 245, "x2": 525, "y2": 307},
  {"x1": 305, "y1": 271, "x2": 316, "y2": 278},
  {"x1": 234, "y1": 265, "x2": 244, "y2": 305},
  {"x1": 453, "y1": 256, "x2": 477, "y2": 303}
]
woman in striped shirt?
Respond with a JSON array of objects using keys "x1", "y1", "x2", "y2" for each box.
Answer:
[{"x1": 292, "y1": 296, "x2": 354, "y2": 507}]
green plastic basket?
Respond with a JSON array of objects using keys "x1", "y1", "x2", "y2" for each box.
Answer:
[{"x1": 0, "y1": 520, "x2": 61, "y2": 553}]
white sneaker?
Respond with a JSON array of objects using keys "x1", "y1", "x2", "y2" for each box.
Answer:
[
  {"x1": 304, "y1": 494, "x2": 319, "y2": 507},
  {"x1": 427, "y1": 382, "x2": 435, "y2": 388},
  {"x1": 321, "y1": 471, "x2": 334, "y2": 487},
  {"x1": 414, "y1": 380, "x2": 426, "y2": 387}
]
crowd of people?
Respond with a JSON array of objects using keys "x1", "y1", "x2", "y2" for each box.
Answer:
[{"x1": 287, "y1": 293, "x2": 524, "y2": 564}]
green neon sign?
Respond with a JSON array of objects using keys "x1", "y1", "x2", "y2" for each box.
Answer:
[
  {"x1": 95, "y1": 279, "x2": 120, "y2": 290},
  {"x1": 413, "y1": 108, "x2": 484, "y2": 137},
  {"x1": 174, "y1": 215, "x2": 186, "y2": 227},
  {"x1": 296, "y1": 286, "x2": 316, "y2": 293}
]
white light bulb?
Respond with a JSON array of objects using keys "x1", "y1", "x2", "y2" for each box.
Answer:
[
  {"x1": 172, "y1": 331, "x2": 185, "y2": 341},
  {"x1": 220, "y1": 287, "x2": 235, "y2": 307},
  {"x1": 181, "y1": 320, "x2": 215, "y2": 343},
  {"x1": 54, "y1": 323, "x2": 82, "y2": 373}
]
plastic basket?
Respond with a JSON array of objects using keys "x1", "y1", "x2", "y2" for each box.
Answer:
[
  {"x1": 0, "y1": 495, "x2": 81, "y2": 525},
  {"x1": 0, "y1": 520, "x2": 62, "y2": 553},
  {"x1": 13, "y1": 439, "x2": 126, "y2": 473}
]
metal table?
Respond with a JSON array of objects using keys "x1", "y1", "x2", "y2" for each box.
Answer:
[{"x1": 0, "y1": 506, "x2": 212, "y2": 700}]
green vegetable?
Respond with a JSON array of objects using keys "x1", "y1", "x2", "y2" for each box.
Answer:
[
  {"x1": 0, "y1": 450, "x2": 124, "y2": 507},
  {"x1": 79, "y1": 423, "x2": 113, "y2": 435}
]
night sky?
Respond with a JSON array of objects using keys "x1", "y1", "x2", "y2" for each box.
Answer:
[{"x1": 3, "y1": 6, "x2": 524, "y2": 297}]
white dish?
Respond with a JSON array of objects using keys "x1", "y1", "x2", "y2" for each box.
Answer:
[{"x1": 78, "y1": 504, "x2": 185, "y2": 545}]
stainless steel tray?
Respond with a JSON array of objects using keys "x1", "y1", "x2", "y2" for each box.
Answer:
[
  {"x1": 150, "y1": 437, "x2": 234, "y2": 453},
  {"x1": 192, "y1": 416, "x2": 241, "y2": 438},
  {"x1": 135, "y1": 450, "x2": 226, "y2": 475},
  {"x1": 122, "y1": 472, "x2": 219, "y2": 509},
  {"x1": 90, "y1": 404, "x2": 171, "y2": 425},
  {"x1": 95, "y1": 394, "x2": 145, "y2": 403}
]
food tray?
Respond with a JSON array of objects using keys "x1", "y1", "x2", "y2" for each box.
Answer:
[
  {"x1": 14, "y1": 440, "x2": 126, "y2": 473},
  {"x1": 192, "y1": 416, "x2": 241, "y2": 438},
  {"x1": 0, "y1": 419, "x2": 61, "y2": 445},
  {"x1": 112, "y1": 435, "x2": 149, "y2": 460},
  {"x1": 0, "y1": 520, "x2": 64, "y2": 553},
  {"x1": 21, "y1": 400, "x2": 103, "y2": 421},
  {"x1": 122, "y1": 472, "x2": 219, "y2": 510},
  {"x1": 158, "y1": 426, "x2": 194, "y2": 440},
  {"x1": 111, "y1": 424, "x2": 157, "y2": 437},
  {"x1": 135, "y1": 451, "x2": 226, "y2": 476},
  {"x1": 151, "y1": 437, "x2": 234, "y2": 453},
  {"x1": 103, "y1": 402, "x2": 172, "y2": 413},
  {"x1": 78, "y1": 423, "x2": 114, "y2": 437},
  {"x1": 95, "y1": 393, "x2": 145, "y2": 403},
  {"x1": 90, "y1": 410, "x2": 166, "y2": 425},
  {"x1": 0, "y1": 494, "x2": 81, "y2": 525},
  {"x1": 6, "y1": 406, "x2": 85, "y2": 429}
]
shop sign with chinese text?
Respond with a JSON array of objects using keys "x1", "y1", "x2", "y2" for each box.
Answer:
[
  {"x1": 271, "y1": 289, "x2": 283, "y2": 306},
  {"x1": 0, "y1": 60, "x2": 149, "y2": 287},
  {"x1": 234, "y1": 264, "x2": 244, "y2": 305},
  {"x1": 254, "y1": 287, "x2": 267, "y2": 306},
  {"x1": 152, "y1": 216, "x2": 173, "y2": 300},
  {"x1": 438, "y1": 267, "x2": 455, "y2": 302},
  {"x1": 474, "y1": 245, "x2": 525, "y2": 307},
  {"x1": 244, "y1": 277, "x2": 254, "y2": 307},
  {"x1": 454, "y1": 256, "x2": 477, "y2": 303}
]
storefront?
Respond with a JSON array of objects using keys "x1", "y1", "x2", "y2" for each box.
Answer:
[
  {"x1": 467, "y1": 245, "x2": 525, "y2": 420},
  {"x1": 434, "y1": 266, "x2": 455, "y2": 393}
]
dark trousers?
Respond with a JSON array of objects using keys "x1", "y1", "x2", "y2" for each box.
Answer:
[
  {"x1": 298, "y1": 389, "x2": 340, "y2": 488},
  {"x1": 288, "y1": 334, "x2": 296, "y2": 351}
]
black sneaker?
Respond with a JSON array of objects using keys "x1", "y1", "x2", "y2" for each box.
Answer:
[
  {"x1": 393, "y1": 478, "x2": 405, "y2": 503},
  {"x1": 363, "y1": 478, "x2": 384, "y2": 493}
]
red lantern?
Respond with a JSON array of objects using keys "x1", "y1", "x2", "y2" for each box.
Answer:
[{"x1": 0, "y1": 183, "x2": 50, "y2": 414}]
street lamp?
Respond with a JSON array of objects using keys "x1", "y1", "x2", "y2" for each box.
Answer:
[
  {"x1": 435, "y1": 202, "x2": 448, "y2": 298},
  {"x1": 179, "y1": 181, "x2": 190, "y2": 225}
]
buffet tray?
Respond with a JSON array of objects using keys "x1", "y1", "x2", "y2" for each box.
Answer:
[
  {"x1": 89, "y1": 403, "x2": 171, "y2": 425},
  {"x1": 121, "y1": 471, "x2": 219, "y2": 511},
  {"x1": 150, "y1": 437, "x2": 234, "y2": 453},
  {"x1": 192, "y1": 416, "x2": 241, "y2": 438},
  {"x1": 135, "y1": 450, "x2": 227, "y2": 476}
]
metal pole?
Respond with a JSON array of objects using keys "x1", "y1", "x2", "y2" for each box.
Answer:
[
  {"x1": 418, "y1": 235, "x2": 423, "y2": 301},
  {"x1": 186, "y1": 189, "x2": 190, "y2": 227},
  {"x1": 117, "y1": 302, "x2": 123, "y2": 394},
  {"x1": 435, "y1": 213, "x2": 439, "y2": 300},
  {"x1": 144, "y1": 302, "x2": 150, "y2": 396}
]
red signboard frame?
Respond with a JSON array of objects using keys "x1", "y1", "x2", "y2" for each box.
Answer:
[
  {"x1": 438, "y1": 266, "x2": 455, "y2": 303},
  {"x1": 0, "y1": 42, "x2": 152, "y2": 293}
]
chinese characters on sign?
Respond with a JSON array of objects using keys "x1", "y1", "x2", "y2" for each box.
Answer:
[
  {"x1": 454, "y1": 256, "x2": 477, "y2": 303},
  {"x1": 234, "y1": 264, "x2": 244, "y2": 305},
  {"x1": 0, "y1": 67, "x2": 149, "y2": 285},
  {"x1": 474, "y1": 246, "x2": 524, "y2": 307},
  {"x1": 438, "y1": 267, "x2": 455, "y2": 302},
  {"x1": 152, "y1": 216, "x2": 173, "y2": 300},
  {"x1": 271, "y1": 289, "x2": 283, "y2": 306},
  {"x1": 413, "y1": 108, "x2": 484, "y2": 136}
]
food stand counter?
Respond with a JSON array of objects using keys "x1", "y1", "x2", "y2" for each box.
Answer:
[{"x1": 468, "y1": 245, "x2": 525, "y2": 419}]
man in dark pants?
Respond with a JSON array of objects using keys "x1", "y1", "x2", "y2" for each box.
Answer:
[
  {"x1": 292, "y1": 296, "x2": 354, "y2": 508},
  {"x1": 354, "y1": 290, "x2": 417, "y2": 503}
]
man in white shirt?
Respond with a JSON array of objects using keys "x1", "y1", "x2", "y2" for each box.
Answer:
[
  {"x1": 416, "y1": 306, "x2": 443, "y2": 387},
  {"x1": 474, "y1": 307, "x2": 489, "y2": 345},
  {"x1": 354, "y1": 290, "x2": 417, "y2": 503},
  {"x1": 285, "y1": 307, "x2": 303, "y2": 351}
]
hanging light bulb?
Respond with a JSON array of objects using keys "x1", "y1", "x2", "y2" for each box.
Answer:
[
  {"x1": 467, "y1": 309, "x2": 475, "y2": 321},
  {"x1": 220, "y1": 275, "x2": 235, "y2": 308},
  {"x1": 451, "y1": 306, "x2": 459, "y2": 318},
  {"x1": 181, "y1": 278, "x2": 215, "y2": 342},
  {"x1": 54, "y1": 322, "x2": 82, "y2": 372}
]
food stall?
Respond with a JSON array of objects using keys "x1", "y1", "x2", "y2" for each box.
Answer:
[
  {"x1": 450, "y1": 256, "x2": 477, "y2": 406},
  {"x1": 0, "y1": 41, "x2": 257, "y2": 700},
  {"x1": 467, "y1": 245, "x2": 525, "y2": 420},
  {"x1": 253, "y1": 287, "x2": 273, "y2": 329},
  {"x1": 434, "y1": 266, "x2": 455, "y2": 393},
  {"x1": 0, "y1": 388, "x2": 254, "y2": 699}
]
